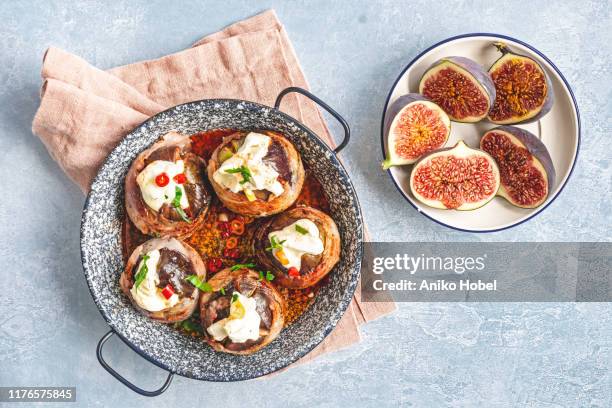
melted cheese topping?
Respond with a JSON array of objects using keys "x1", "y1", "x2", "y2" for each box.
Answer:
[
  {"x1": 268, "y1": 219, "x2": 324, "y2": 270},
  {"x1": 130, "y1": 250, "x2": 179, "y2": 312},
  {"x1": 206, "y1": 292, "x2": 261, "y2": 343},
  {"x1": 212, "y1": 133, "x2": 284, "y2": 199},
  {"x1": 136, "y1": 160, "x2": 189, "y2": 211}
]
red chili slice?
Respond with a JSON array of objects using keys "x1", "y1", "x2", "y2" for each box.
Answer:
[
  {"x1": 155, "y1": 173, "x2": 170, "y2": 187},
  {"x1": 288, "y1": 267, "x2": 300, "y2": 277},
  {"x1": 230, "y1": 219, "x2": 245, "y2": 235},
  {"x1": 161, "y1": 284, "x2": 175, "y2": 299},
  {"x1": 173, "y1": 173, "x2": 187, "y2": 184},
  {"x1": 225, "y1": 236, "x2": 239, "y2": 249}
]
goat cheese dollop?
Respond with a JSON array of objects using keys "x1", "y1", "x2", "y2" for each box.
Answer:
[
  {"x1": 130, "y1": 250, "x2": 179, "y2": 311},
  {"x1": 136, "y1": 160, "x2": 189, "y2": 211},
  {"x1": 268, "y1": 219, "x2": 324, "y2": 270},
  {"x1": 206, "y1": 292, "x2": 261, "y2": 343},
  {"x1": 212, "y1": 133, "x2": 284, "y2": 200}
]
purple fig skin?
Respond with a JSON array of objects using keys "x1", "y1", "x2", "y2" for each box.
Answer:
[
  {"x1": 442, "y1": 56, "x2": 497, "y2": 108},
  {"x1": 419, "y1": 56, "x2": 496, "y2": 121},
  {"x1": 481, "y1": 125, "x2": 556, "y2": 204},
  {"x1": 383, "y1": 93, "x2": 432, "y2": 138},
  {"x1": 488, "y1": 43, "x2": 555, "y2": 124}
]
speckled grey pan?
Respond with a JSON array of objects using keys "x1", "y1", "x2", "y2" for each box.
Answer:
[{"x1": 80, "y1": 87, "x2": 363, "y2": 396}]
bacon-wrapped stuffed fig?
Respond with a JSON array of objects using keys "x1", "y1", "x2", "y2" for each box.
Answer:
[
  {"x1": 253, "y1": 206, "x2": 340, "y2": 289},
  {"x1": 125, "y1": 131, "x2": 212, "y2": 238},
  {"x1": 200, "y1": 268, "x2": 285, "y2": 355},
  {"x1": 207, "y1": 131, "x2": 304, "y2": 217},
  {"x1": 120, "y1": 237, "x2": 206, "y2": 323}
]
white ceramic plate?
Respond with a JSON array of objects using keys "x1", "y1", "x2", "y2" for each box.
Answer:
[{"x1": 381, "y1": 34, "x2": 580, "y2": 232}]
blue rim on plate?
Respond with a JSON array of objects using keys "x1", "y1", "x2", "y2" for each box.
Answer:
[{"x1": 380, "y1": 33, "x2": 581, "y2": 233}]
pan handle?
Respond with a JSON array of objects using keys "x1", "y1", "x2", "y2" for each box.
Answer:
[
  {"x1": 96, "y1": 330, "x2": 174, "y2": 397},
  {"x1": 274, "y1": 87, "x2": 350, "y2": 154}
]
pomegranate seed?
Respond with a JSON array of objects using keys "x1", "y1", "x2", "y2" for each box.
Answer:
[
  {"x1": 223, "y1": 248, "x2": 240, "y2": 259},
  {"x1": 207, "y1": 257, "x2": 223, "y2": 273}
]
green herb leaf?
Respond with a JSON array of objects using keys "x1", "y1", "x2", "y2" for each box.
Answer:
[
  {"x1": 186, "y1": 275, "x2": 213, "y2": 292},
  {"x1": 172, "y1": 186, "x2": 191, "y2": 223},
  {"x1": 220, "y1": 287, "x2": 226, "y2": 295},
  {"x1": 232, "y1": 293, "x2": 239, "y2": 302},
  {"x1": 230, "y1": 263, "x2": 256, "y2": 271},
  {"x1": 295, "y1": 224, "x2": 309, "y2": 235},
  {"x1": 174, "y1": 206, "x2": 191, "y2": 223},
  {"x1": 171, "y1": 185, "x2": 182, "y2": 207},
  {"x1": 225, "y1": 165, "x2": 252, "y2": 185},
  {"x1": 134, "y1": 253, "x2": 150, "y2": 289},
  {"x1": 265, "y1": 235, "x2": 286, "y2": 251},
  {"x1": 258, "y1": 270, "x2": 275, "y2": 282},
  {"x1": 181, "y1": 319, "x2": 203, "y2": 334}
]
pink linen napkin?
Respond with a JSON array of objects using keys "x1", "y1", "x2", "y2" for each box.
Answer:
[{"x1": 32, "y1": 9, "x2": 395, "y2": 366}]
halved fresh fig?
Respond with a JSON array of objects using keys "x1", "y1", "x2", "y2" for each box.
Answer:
[
  {"x1": 419, "y1": 57, "x2": 496, "y2": 122},
  {"x1": 480, "y1": 126, "x2": 555, "y2": 208},
  {"x1": 487, "y1": 42, "x2": 554, "y2": 124},
  {"x1": 382, "y1": 94, "x2": 451, "y2": 168},
  {"x1": 410, "y1": 141, "x2": 500, "y2": 210}
]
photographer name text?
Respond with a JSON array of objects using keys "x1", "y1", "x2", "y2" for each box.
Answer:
[{"x1": 372, "y1": 279, "x2": 497, "y2": 292}]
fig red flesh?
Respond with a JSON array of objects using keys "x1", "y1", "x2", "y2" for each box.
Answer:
[
  {"x1": 419, "y1": 57, "x2": 495, "y2": 123},
  {"x1": 487, "y1": 43, "x2": 554, "y2": 124},
  {"x1": 480, "y1": 126, "x2": 555, "y2": 208},
  {"x1": 410, "y1": 141, "x2": 500, "y2": 210},
  {"x1": 382, "y1": 94, "x2": 450, "y2": 168}
]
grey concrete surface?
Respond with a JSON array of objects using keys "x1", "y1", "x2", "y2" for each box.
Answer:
[{"x1": 0, "y1": 1, "x2": 610, "y2": 406}]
